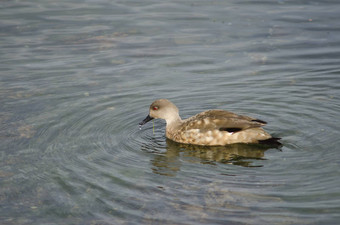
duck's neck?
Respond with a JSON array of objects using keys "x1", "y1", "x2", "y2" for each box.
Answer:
[{"x1": 165, "y1": 114, "x2": 182, "y2": 133}]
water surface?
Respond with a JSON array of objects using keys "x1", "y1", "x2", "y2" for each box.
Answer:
[{"x1": 1, "y1": 0, "x2": 340, "y2": 224}]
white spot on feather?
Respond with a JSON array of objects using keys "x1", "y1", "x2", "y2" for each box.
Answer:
[
  {"x1": 203, "y1": 118, "x2": 210, "y2": 124},
  {"x1": 205, "y1": 136, "x2": 213, "y2": 143}
]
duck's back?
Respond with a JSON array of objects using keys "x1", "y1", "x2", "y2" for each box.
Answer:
[{"x1": 183, "y1": 110, "x2": 266, "y2": 131}]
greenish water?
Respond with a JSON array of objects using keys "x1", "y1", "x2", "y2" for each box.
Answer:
[{"x1": 1, "y1": 0, "x2": 340, "y2": 224}]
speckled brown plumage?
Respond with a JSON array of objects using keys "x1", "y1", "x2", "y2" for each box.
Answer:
[{"x1": 139, "y1": 99, "x2": 280, "y2": 146}]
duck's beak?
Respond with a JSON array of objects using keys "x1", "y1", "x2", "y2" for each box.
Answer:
[{"x1": 139, "y1": 115, "x2": 154, "y2": 126}]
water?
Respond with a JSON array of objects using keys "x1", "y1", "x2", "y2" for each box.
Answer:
[{"x1": 1, "y1": 0, "x2": 340, "y2": 224}]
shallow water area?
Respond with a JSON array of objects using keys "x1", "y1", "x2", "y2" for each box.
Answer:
[{"x1": 1, "y1": 0, "x2": 340, "y2": 224}]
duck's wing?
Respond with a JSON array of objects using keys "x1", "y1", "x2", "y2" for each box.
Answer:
[{"x1": 182, "y1": 110, "x2": 267, "y2": 132}]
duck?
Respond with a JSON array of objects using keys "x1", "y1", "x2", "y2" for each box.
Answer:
[{"x1": 139, "y1": 99, "x2": 281, "y2": 146}]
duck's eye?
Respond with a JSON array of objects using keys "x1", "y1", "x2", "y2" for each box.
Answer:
[{"x1": 153, "y1": 106, "x2": 159, "y2": 110}]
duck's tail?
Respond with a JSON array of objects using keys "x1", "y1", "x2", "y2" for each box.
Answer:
[{"x1": 258, "y1": 137, "x2": 282, "y2": 147}]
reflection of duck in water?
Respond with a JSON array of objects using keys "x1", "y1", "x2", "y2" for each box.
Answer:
[
  {"x1": 165, "y1": 139, "x2": 274, "y2": 166},
  {"x1": 140, "y1": 99, "x2": 281, "y2": 146},
  {"x1": 148, "y1": 139, "x2": 277, "y2": 176}
]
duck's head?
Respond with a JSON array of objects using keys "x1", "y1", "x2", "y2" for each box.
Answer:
[{"x1": 139, "y1": 99, "x2": 180, "y2": 126}]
